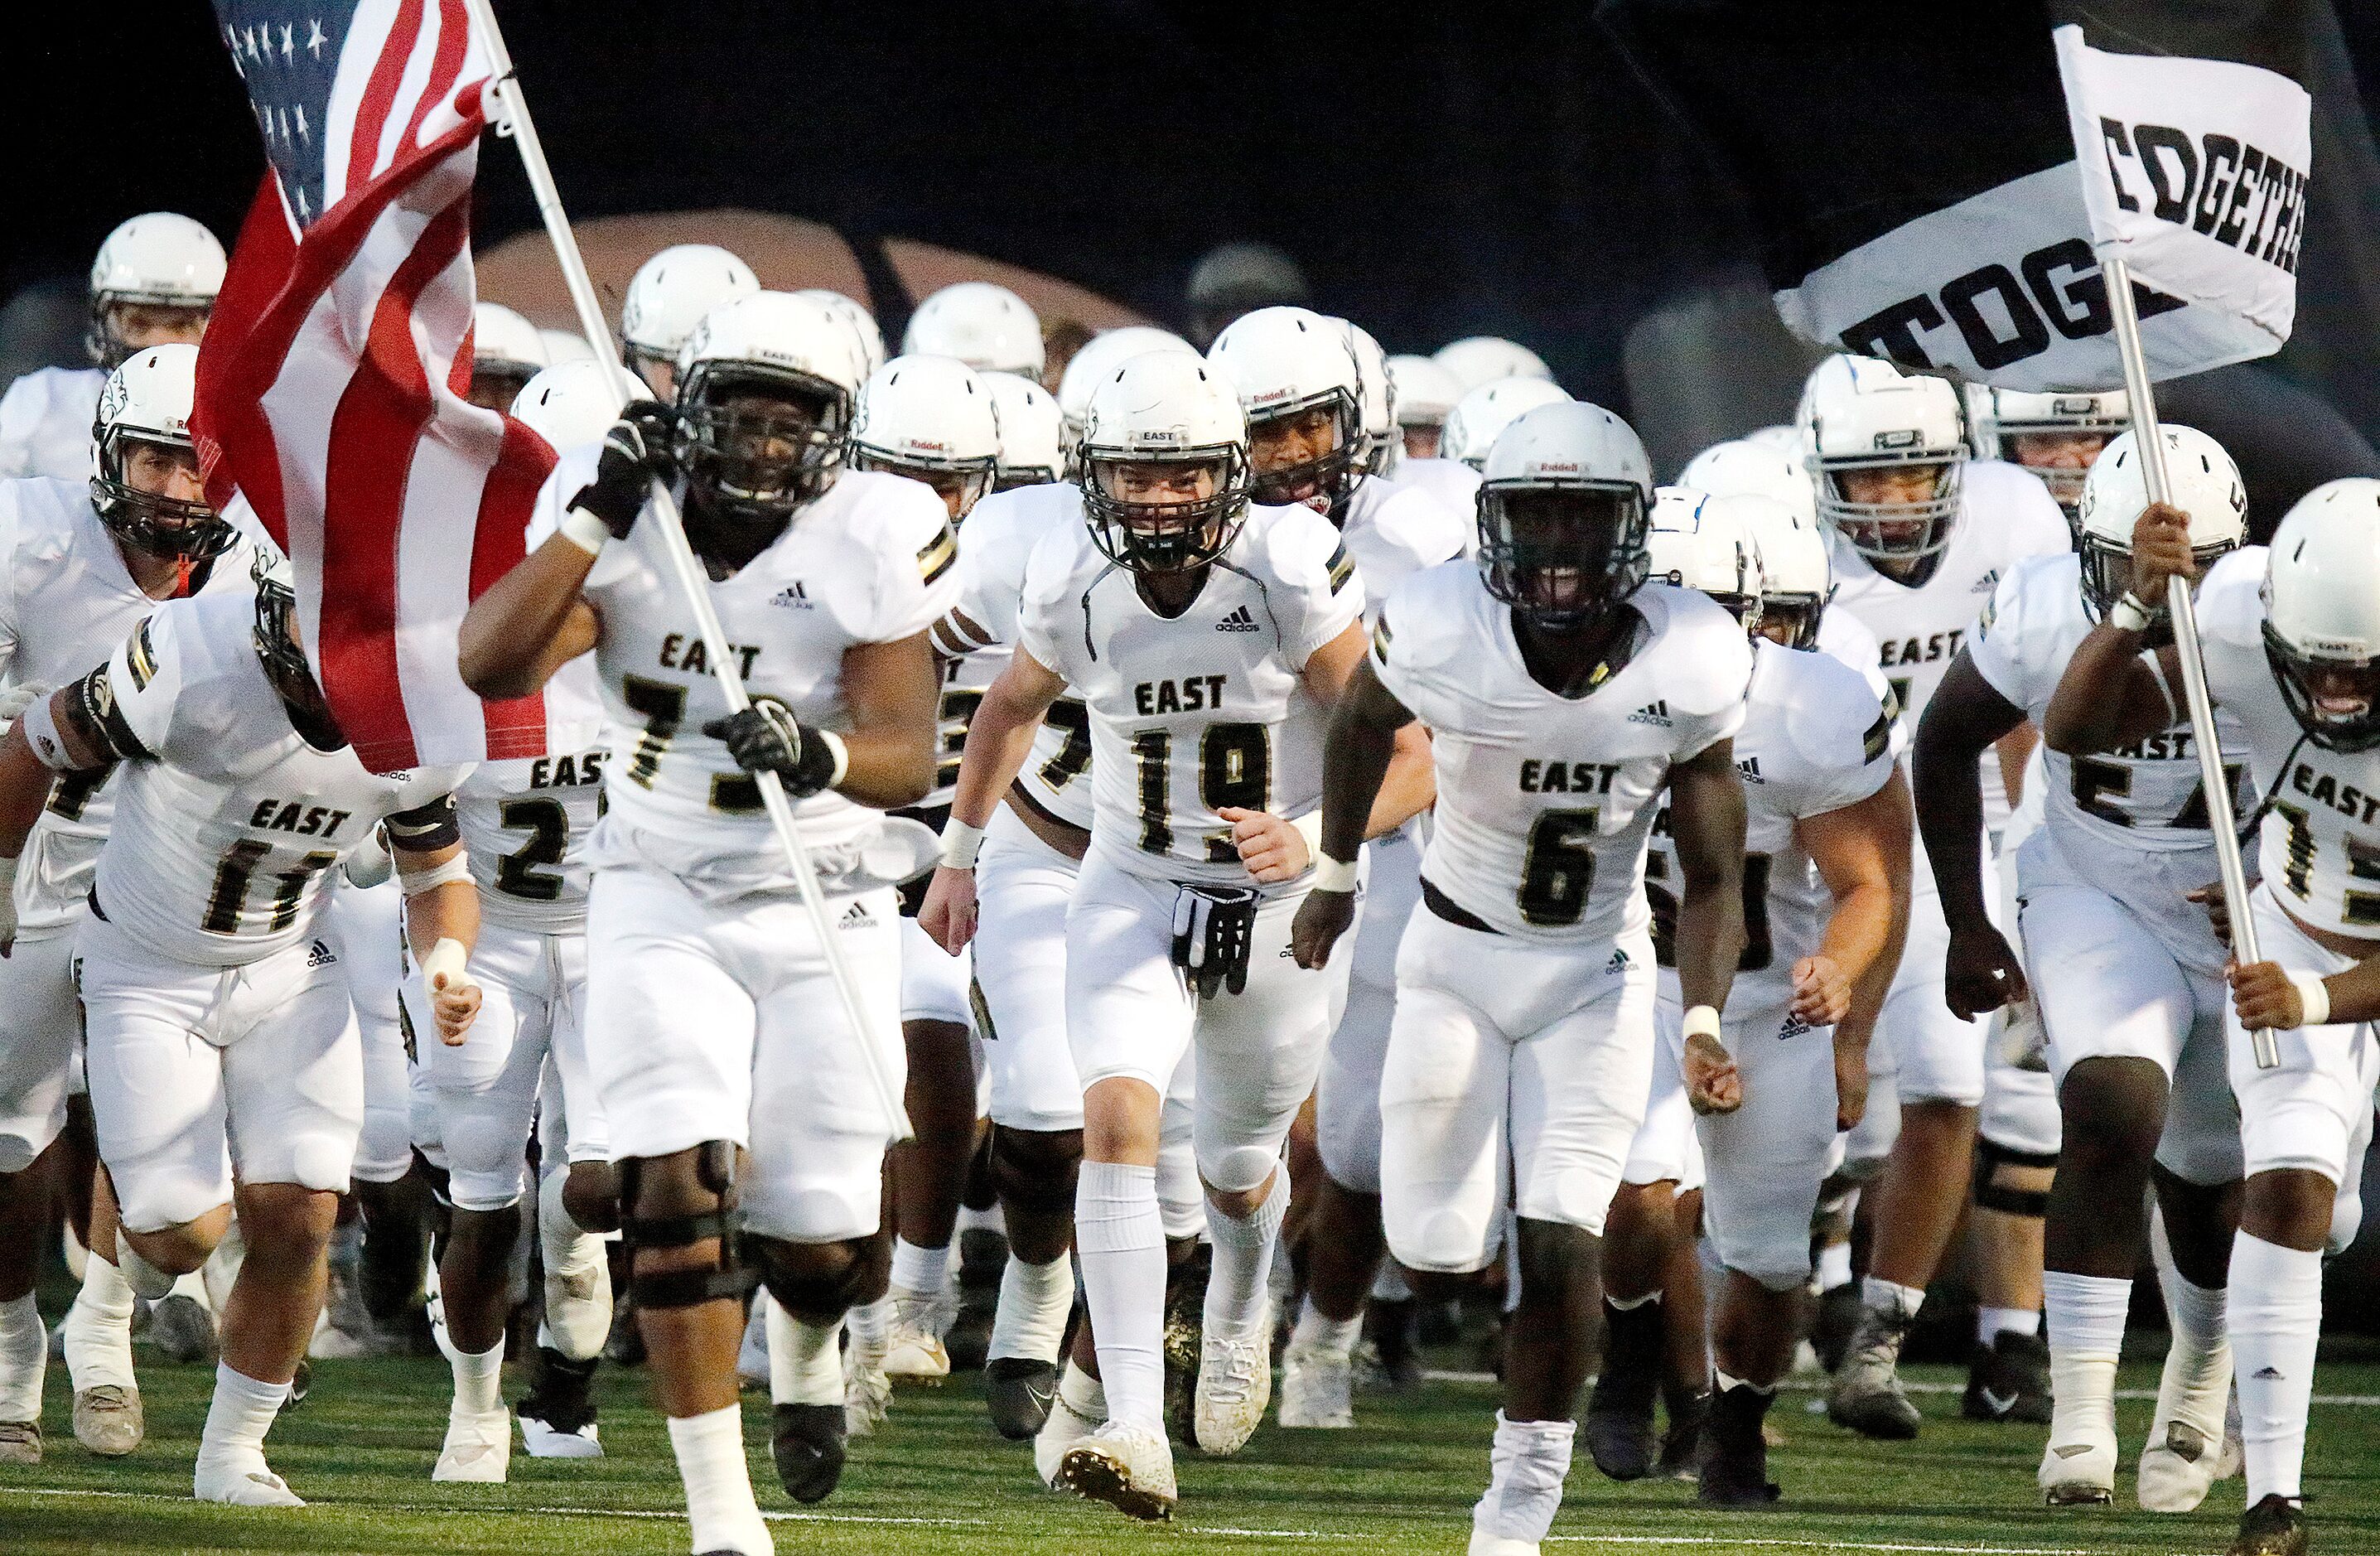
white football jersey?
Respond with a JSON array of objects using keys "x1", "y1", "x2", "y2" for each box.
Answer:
[
  {"x1": 1394, "y1": 457, "x2": 1482, "y2": 537},
  {"x1": 1373, "y1": 566, "x2": 1751, "y2": 946},
  {"x1": 1016, "y1": 500, "x2": 1364, "y2": 887},
  {"x1": 0, "y1": 367, "x2": 104, "y2": 482},
  {"x1": 2198, "y1": 546, "x2": 2380, "y2": 940},
  {"x1": 1817, "y1": 606, "x2": 1895, "y2": 708},
  {"x1": 533, "y1": 452, "x2": 960, "y2": 875},
  {"x1": 939, "y1": 483, "x2": 1095, "y2": 829},
  {"x1": 1828, "y1": 457, "x2": 2069, "y2": 883},
  {"x1": 1335, "y1": 471, "x2": 1469, "y2": 620},
  {"x1": 456, "y1": 655, "x2": 608, "y2": 933},
  {"x1": 0, "y1": 476, "x2": 255, "y2": 933},
  {"x1": 80, "y1": 589, "x2": 467, "y2": 966},
  {"x1": 1643, "y1": 638, "x2": 1896, "y2": 1013},
  {"x1": 1967, "y1": 551, "x2": 2250, "y2": 954}
]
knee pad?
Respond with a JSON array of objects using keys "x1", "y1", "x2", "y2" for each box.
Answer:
[
  {"x1": 1972, "y1": 1137, "x2": 2057, "y2": 1219},
  {"x1": 619, "y1": 1143, "x2": 756, "y2": 1310},
  {"x1": 987, "y1": 1124, "x2": 1079, "y2": 1217},
  {"x1": 1198, "y1": 1142, "x2": 1281, "y2": 1197},
  {"x1": 756, "y1": 1233, "x2": 887, "y2": 1322}
]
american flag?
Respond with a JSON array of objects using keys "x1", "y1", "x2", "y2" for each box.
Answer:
[{"x1": 195, "y1": 0, "x2": 569, "y2": 771}]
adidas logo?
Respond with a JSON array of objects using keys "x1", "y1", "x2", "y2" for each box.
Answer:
[
  {"x1": 838, "y1": 901, "x2": 873, "y2": 928},
  {"x1": 1779, "y1": 1012, "x2": 1811, "y2": 1040},
  {"x1": 1628, "y1": 699, "x2": 1671, "y2": 727},
  {"x1": 1737, "y1": 755, "x2": 1764, "y2": 784},
  {"x1": 2252, "y1": 1365, "x2": 2284, "y2": 1380},
  {"x1": 772, "y1": 581, "x2": 813, "y2": 609},
  {"x1": 1605, "y1": 947, "x2": 1631, "y2": 974},
  {"x1": 1216, "y1": 605, "x2": 1262, "y2": 632},
  {"x1": 304, "y1": 939, "x2": 337, "y2": 969},
  {"x1": 1972, "y1": 567, "x2": 2001, "y2": 595}
]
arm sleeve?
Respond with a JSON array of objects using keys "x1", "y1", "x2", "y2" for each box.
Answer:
[{"x1": 384, "y1": 793, "x2": 462, "y2": 854}]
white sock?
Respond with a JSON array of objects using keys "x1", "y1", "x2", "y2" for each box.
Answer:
[
  {"x1": 1058, "y1": 1356, "x2": 1106, "y2": 1421},
  {"x1": 2230, "y1": 1231, "x2": 2321, "y2": 1504},
  {"x1": 847, "y1": 1295, "x2": 891, "y2": 1361},
  {"x1": 987, "y1": 1253, "x2": 1074, "y2": 1365},
  {"x1": 2044, "y1": 1271, "x2": 2128, "y2": 1445},
  {"x1": 0, "y1": 1293, "x2": 45, "y2": 1421},
  {"x1": 1816, "y1": 1240, "x2": 1854, "y2": 1292},
  {"x1": 63, "y1": 1253, "x2": 138, "y2": 1391},
  {"x1": 1474, "y1": 1410, "x2": 1576, "y2": 1543},
  {"x1": 1203, "y1": 1170, "x2": 1289, "y2": 1340},
  {"x1": 955, "y1": 1202, "x2": 1005, "y2": 1236},
  {"x1": 1979, "y1": 1304, "x2": 2042, "y2": 1344},
  {"x1": 196, "y1": 1362, "x2": 289, "y2": 1473},
  {"x1": 449, "y1": 1340, "x2": 504, "y2": 1417},
  {"x1": 767, "y1": 1301, "x2": 843, "y2": 1406},
  {"x1": 1862, "y1": 1276, "x2": 1924, "y2": 1319},
  {"x1": 1290, "y1": 1295, "x2": 1363, "y2": 1358},
  {"x1": 666, "y1": 1404, "x2": 773, "y2": 1556},
  {"x1": 1075, "y1": 1160, "x2": 1166, "y2": 1431},
  {"x1": 889, "y1": 1237, "x2": 950, "y2": 1302},
  {"x1": 1370, "y1": 1262, "x2": 1412, "y2": 1303},
  {"x1": 2153, "y1": 1217, "x2": 2233, "y2": 1431}
]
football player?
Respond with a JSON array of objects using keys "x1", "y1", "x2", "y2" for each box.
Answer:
[
  {"x1": 458, "y1": 290, "x2": 953, "y2": 1556},
  {"x1": 902, "y1": 283, "x2": 1047, "y2": 384},
  {"x1": 1387, "y1": 354, "x2": 1463, "y2": 463},
  {"x1": 0, "y1": 548, "x2": 476, "y2": 1505},
  {"x1": 466, "y1": 304, "x2": 548, "y2": 416},
  {"x1": 618, "y1": 244, "x2": 760, "y2": 403},
  {"x1": 920, "y1": 350, "x2": 1431, "y2": 1519},
  {"x1": 1432, "y1": 336, "x2": 1554, "y2": 393},
  {"x1": 1294, "y1": 401, "x2": 1753, "y2": 1556},
  {"x1": 0, "y1": 345, "x2": 252, "y2": 1464},
  {"x1": 1801, "y1": 355, "x2": 2070, "y2": 1439},
  {"x1": 1915, "y1": 426, "x2": 2250, "y2": 1510},
  {"x1": 1972, "y1": 388, "x2": 2129, "y2": 524},
  {"x1": 0, "y1": 215, "x2": 224, "y2": 481},
  {"x1": 2044, "y1": 476, "x2": 2380, "y2": 1556}
]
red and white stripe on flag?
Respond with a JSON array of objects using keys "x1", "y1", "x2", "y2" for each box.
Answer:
[{"x1": 196, "y1": 0, "x2": 571, "y2": 772}]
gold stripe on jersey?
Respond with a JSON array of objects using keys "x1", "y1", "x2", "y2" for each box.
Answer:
[
  {"x1": 916, "y1": 525, "x2": 958, "y2": 587},
  {"x1": 1862, "y1": 709, "x2": 1891, "y2": 764},
  {"x1": 1325, "y1": 540, "x2": 1354, "y2": 594},
  {"x1": 126, "y1": 620, "x2": 157, "y2": 691},
  {"x1": 1370, "y1": 611, "x2": 1393, "y2": 665}
]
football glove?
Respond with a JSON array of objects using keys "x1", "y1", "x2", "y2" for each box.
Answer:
[
  {"x1": 702, "y1": 696, "x2": 841, "y2": 797},
  {"x1": 567, "y1": 399, "x2": 677, "y2": 539}
]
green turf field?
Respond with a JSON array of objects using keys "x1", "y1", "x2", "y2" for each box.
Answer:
[{"x1": 2, "y1": 1348, "x2": 2374, "y2": 1555}]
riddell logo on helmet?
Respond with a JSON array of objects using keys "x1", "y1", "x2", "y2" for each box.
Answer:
[
  {"x1": 1251, "y1": 388, "x2": 1293, "y2": 404},
  {"x1": 1533, "y1": 461, "x2": 1581, "y2": 474},
  {"x1": 1874, "y1": 428, "x2": 1921, "y2": 449},
  {"x1": 905, "y1": 438, "x2": 951, "y2": 454}
]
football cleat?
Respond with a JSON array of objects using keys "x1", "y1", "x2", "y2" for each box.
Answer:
[
  {"x1": 0, "y1": 1419, "x2": 40, "y2": 1465},
  {"x1": 1277, "y1": 1338, "x2": 1354, "y2": 1429},
  {"x1": 1193, "y1": 1320, "x2": 1272, "y2": 1456},
  {"x1": 1695, "y1": 1383, "x2": 1781, "y2": 1507},
  {"x1": 881, "y1": 1290, "x2": 953, "y2": 1382},
  {"x1": 72, "y1": 1384, "x2": 142, "y2": 1457},
  {"x1": 516, "y1": 1346, "x2": 602, "y2": 1459},
  {"x1": 1827, "y1": 1304, "x2": 1922, "y2": 1439},
  {"x1": 2038, "y1": 1426, "x2": 2117, "y2": 1506},
  {"x1": 195, "y1": 1457, "x2": 304, "y2": 1506},
  {"x1": 2228, "y1": 1494, "x2": 2310, "y2": 1556},
  {"x1": 1586, "y1": 1297, "x2": 1663, "y2": 1479},
  {"x1": 432, "y1": 1405, "x2": 511, "y2": 1483},
  {"x1": 1057, "y1": 1419, "x2": 1177, "y2": 1521},
  {"x1": 1032, "y1": 1363, "x2": 1103, "y2": 1488},
  {"x1": 146, "y1": 1292, "x2": 217, "y2": 1365},
  {"x1": 771, "y1": 1402, "x2": 847, "y2": 1504},
  {"x1": 1963, "y1": 1331, "x2": 2053, "y2": 1424},
  {"x1": 984, "y1": 1356, "x2": 1059, "y2": 1441}
]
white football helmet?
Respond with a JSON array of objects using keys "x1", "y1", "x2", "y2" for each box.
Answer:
[
  {"x1": 1678, "y1": 437, "x2": 1819, "y2": 531},
  {"x1": 1387, "y1": 354, "x2": 1463, "y2": 427},
  {"x1": 1743, "y1": 423, "x2": 1804, "y2": 458},
  {"x1": 849, "y1": 354, "x2": 1004, "y2": 520},
  {"x1": 1343, "y1": 321, "x2": 1399, "y2": 478},
  {"x1": 1982, "y1": 386, "x2": 2131, "y2": 514},
  {"x1": 1056, "y1": 326, "x2": 1199, "y2": 447},
  {"x1": 1076, "y1": 350, "x2": 1251, "y2": 574},
  {"x1": 795, "y1": 289, "x2": 885, "y2": 379},
  {"x1": 1798, "y1": 354, "x2": 1967, "y2": 564},
  {"x1": 1434, "y1": 336, "x2": 1554, "y2": 392},
  {"x1": 538, "y1": 328, "x2": 596, "y2": 365},
  {"x1": 1729, "y1": 490, "x2": 1832, "y2": 648},
  {"x1": 89, "y1": 343, "x2": 235, "y2": 561},
  {"x1": 87, "y1": 214, "x2": 225, "y2": 368},
  {"x1": 982, "y1": 371, "x2": 1063, "y2": 490},
  {"x1": 2262, "y1": 478, "x2": 2380, "y2": 751},
  {"x1": 509, "y1": 358, "x2": 620, "y2": 454},
  {"x1": 1443, "y1": 376, "x2": 1573, "y2": 471},
  {"x1": 620, "y1": 244, "x2": 760, "y2": 396},
  {"x1": 1208, "y1": 307, "x2": 1365, "y2": 511},
  {"x1": 675, "y1": 291, "x2": 867, "y2": 520},
  {"x1": 901, "y1": 283, "x2": 1045, "y2": 380},
  {"x1": 2074, "y1": 424, "x2": 2246, "y2": 634},
  {"x1": 1475, "y1": 400, "x2": 1653, "y2": 631},
  {"x1": 1647, "y1": 486, "x2": 1763, "y2": 632}
]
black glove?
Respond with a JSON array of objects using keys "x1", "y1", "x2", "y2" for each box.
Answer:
[
  {"x1": 702, "y1": 697, "x2": 840, "y2": 797},
  {"x1": 567, "y1": 399, "x2": 676, "y2": 539},
  {"x1": 1171, "y1": 883, "x2": 1261, "y2": 998}
]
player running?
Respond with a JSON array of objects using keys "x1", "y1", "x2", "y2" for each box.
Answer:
[
  {"x1": 1293, "y1": 401, "x2": 1752, "y2": 1556},
  {"x1": 459, "y1": 289, "x2": 953, "y2": 1556}
]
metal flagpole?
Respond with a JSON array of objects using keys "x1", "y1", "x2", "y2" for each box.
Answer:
[
  {"x1": 461, "y1": 0, "x2": 914, "y2": 1133},
  {"x1": 2099, "y1": 253, "x2": 2276, "y2": 1070}
]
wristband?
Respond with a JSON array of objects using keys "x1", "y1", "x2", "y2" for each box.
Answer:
[
  {"x1": 815, "y1": 727, "x2": 849, "y2": 789},
  {"x1": 421, "y1": 935, "x2": 471, "y2": 991},
  {"x1": 558, "y1": 505, "x2": 614, "y2": 558},
  {"x1": 940, "y1": 816, "x2": 986, "y2": 870},
  {"x1": 1291, "y1": 809, "x2": 1325, "y2": 856},
  {"x1": 1312, "y1": 854, "x2": 1359, "y2": 892},
  {"x1": 17, "y1": 693, "x2": 71, "y2": 771},
  {"x1": 1682, "y1": 1004, "x2": 1725, "y2": 1046},
  {"x1": 2291, "y1": 970, "x2": 2330, "y2": 1028},
  {"x1": 2108, "y1": 592, "x2": 2158, "y2": 634}
]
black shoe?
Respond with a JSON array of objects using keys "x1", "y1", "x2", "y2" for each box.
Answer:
[
  {"x1": 2229, "y1": 1494, "x2": 2309, "y2": 1556},
  {"x1": 517, "y1": 1346, "x2": 600, "y2": 1451},
  {"x1": 1162, "y1": 1243, "x2": 1209, "y2": 1447},
  {"x1": 1696, "y1": 1382, "x2": 1782, "y2": 1507},
  {"x1": 1586, "y1": 1296, "x2": 1663, "y2": 1481},
  {"x1": 1813, "y1": 1282, "x2": 1861, "y2": 1374},
  {"x1": 280, "y1": 1359, "x2": 311, "y2": 1413},
  {"x1": 771, "y1": 1402, "x2": 847, "y2": 1504},
  {"x1": 1657, "y1": 1387, "x2": 1710, "y2": 1480},
  {"x1": 985, "y1": 1356, "x2": 1059, "y2": 1440},
  {"x1": 1962, "y1": 1331, "x2": 2053, "y2": 1424},
  {"x1": 1367, "y1": 1298, "x2": 1422, "y2": 1393},
  {"x1": 946, "y1": 1228, "x2": 1007, "y2": 1374}
]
